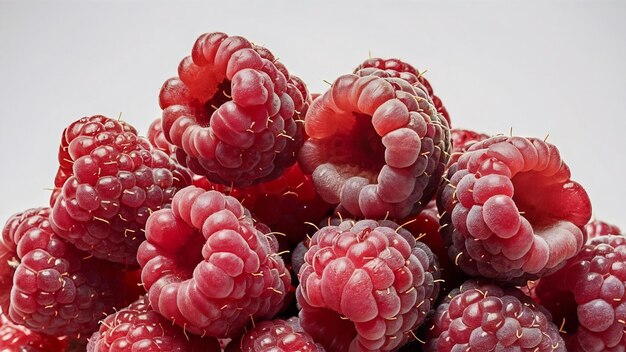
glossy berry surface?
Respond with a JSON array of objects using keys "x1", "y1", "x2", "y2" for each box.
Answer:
[
  {"x1": 137, "y1": 186, "x2": 291, "y2": 338},
  {"x1": 226, "y1": 317, "x2": 325, "y2": 352},
  {"x1": 438, "y1": 135, "x2": 592, "y2": 283},
  {"x1": 50, "y1": 115, "x2": 177, "y2": 266},
  {"x1": 299, "y1": 70, "x2": 450, "y2": 220},
  {"x1": 426, "y1": 280, "x2": 565, "y2": 351},
  {"x1": 87, "y1": 295, "x2": 220, "y2": 352},
  {"x1": 535, "y1": 235, "x2": 626, "y2": 351},
  {"x1": 0, "y1": 315, "x2": 68, "y2": 352},
  {"x1": 3, "y1": 208, "x2": 115, "y2": 337},
  {"x1": 449, "y1": 128, "x2": 489, "y2": 164},
  {"x1": 146, "y1": 117, "x2": 193, "y2": 189},
  {"x1": 585, "y1": 219, "x2": 621, "y2": 240},
  {"x1": 355, "y1": 57, "x2": 450, "y2": 125},
  {"x1": 159, "y1": 32, "x2": 310, "y2": 187},
  {"x1": 297, "y1": 219, "x2": 440, "y2": 351}
]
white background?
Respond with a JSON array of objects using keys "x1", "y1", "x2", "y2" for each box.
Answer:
[{"x1": 1, "y1": 1, "x2": 624, "y2": 229}]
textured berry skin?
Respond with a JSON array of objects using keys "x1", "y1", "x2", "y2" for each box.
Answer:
[
  {"x1": 355, "y1": 58, "x2": 450, "y2": 125},
  {"x1": 3, "y1": 208, "x2": 115, "y2": 337},
  {"x1": 159, "y1": 32, "x2": 310, "y2": 187},
  {"x1": 146, "y1": 117, "x2": 193, "y2": 189},
  {"x1": 226, "y1": 317, "x2": 325, "y2": 352},
  {"x1": 0, "y1": 315, "x2": 68, "y2": 352},
  {"x1": 449, "y1": 128, "x2": 489, "y2": 164},
  {"x1": 299, "y1": 70, "x2": 450, "y2": 220},
  {"x1": 50, "y1": 115, "x2": 178, "y2": 266},
  {"x1": 297, "y1": 219, "x2": 440, "y2": 351},
  {"x1": 585, "y1": 220, "x2": 621, "y2": 240},
  {"x1": 87, "y1": 295, "x2": 220, "y2": 352},
  {"x1": 426, "y1": 280, "x2": 565, "y2": 352},
  {"x1": 137, "y1": 186, "x2": 291, "y2": 338},
  {"x1": 438, "y1": 135, "x2": 592, "y2": 283},
  {"x1": 535, "y1": 235, "x2": 626, "y2": 352}
]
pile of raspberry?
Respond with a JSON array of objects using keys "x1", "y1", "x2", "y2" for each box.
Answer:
[{"x1": 1, "y1": 30, "x2": 622, "y2": 352}]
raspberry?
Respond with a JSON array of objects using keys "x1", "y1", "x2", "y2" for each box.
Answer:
[
  {"x1": 146, "y1": 117, "x2": 193, "y2": 189},
  {"x1": 585, "y1": 219, "x2": 621, "y2": 240},
  {"x1": 425, "y1": 279, "x2": 565, "y2": 351},
  {"x1": 225, "y1": 317, "x2": 325, "y2": 352},
  {"x1": 137, "y1": 186, "x2": 291, "y2": 338},
  {"x1": 355, "y1": 57, "x2": 450, "y2": 126},
  {"x1": 438, "y1": 135, "x2": 592, "y2": 283},
  {"x1": 159, "y1": 32, "x2": 310, "y2": 187},
  {"x1": 534, "y1": 235, "x2": 626, "y2": 351},
  {"x1": 3, "y1": 208, "x2": 116, "y2": 337},
  {"x1": 87, "y1": 295, "x2": 220, "y2": 352},
  {"x1": 0, "y1": 315, "x2": 68, "y2": 352},
  {"x1": 299, "y1": 70, "x2": 450, "y2": 220},
  {"x1": 449, "y1": 128, "x2": 489, "y2": 164},
  {"x1": 297, "y1": 219, "x2": 440, "y2": 351},
  {"x1": 49, "y1": 115, "x2": 178, "y2": 266}
]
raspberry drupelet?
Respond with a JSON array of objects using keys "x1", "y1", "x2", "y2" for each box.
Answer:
[
  {"x1": 425, "y1": 279, "x2": 565, "y2": 351},
  {"x1": 159, "y1": 32, "x2": 311, "y2": 187},
  {"x1": 0, "y1": 315, "x2": 68, "y2": 352},
  {"x1": 534, "y1": 235, "x2": 626, "y2": 351},
  {"x1": 137, "y1": 186, "x2": 291, "y2": 338},
  {"x1": 585, "y1": 219, "x2": 621, "y2": 240},
  {"x1": 87, "y1": 295, "x2": 220, "y2": 352},
  {"x1": 49, "y1": 115, "x2": 178, "y2": 266},
  {"x1": 449, "y1": 128, "x2": 489, "y2": 164},
  {"x1": 146, "y1": 117, "x2": 193, "y2": 189},
  {"x1": 355, "y1": 57, "x2": 450, "y2": 126},
  {"x1": 225, "y1": 317, "x2": 325, "y2": 352},
  {"x1": 2, "y1": 208, "x2": 115, "y2": 337},
  {"x1": 437, "y1": 135, "x2": 592, "y2": 284},
  {"x1": 297, "y1": 219, "x2": 440, "y2": 351},
  {"x1": 299, "y1": 69, "x2": 450, "y2": 220}
]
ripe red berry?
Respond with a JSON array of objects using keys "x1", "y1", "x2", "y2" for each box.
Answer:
[
  {"x1": 137, "y1": 186, "x2": 291, "y2": 338},
  {"x1": 159, "y1": 32, "x2": 310, "y2": 187},
  {"x1": 146, "y1": 117, "x2": 193, "y2": 189},
  {"x1": 438, "y1": 135, "x2": 592, "y2": 283},
  {"x1": 297, "y1": 219, "x2": 440, "y2": 351},
  {"x1": 87, "y1": 295, "x2": 220, "y2": 352},
  {"x1": 49, "y1": 115, "x2": 178, "y2": 266},
  {"x1": 299, "y1": 70, "x2": 450, "y2": 220},
  {"x1": 449, "y1": 128, "x2": 489, "y2": 164},
  {"x1": 0, "y1": 315, "x2": 68, "y2": 352},
  {"x1": 585, "y1": 219, "x2": 621, "y2": 240},
  {"x1": 226, "y1": 317, "x2": 325, "y2": 352},
  {"x1": 426, "y1": 280, "x2": 565, "y2": 351}
]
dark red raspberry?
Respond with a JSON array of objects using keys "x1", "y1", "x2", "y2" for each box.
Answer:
[
  {"x1": 299, "y1": 70, "x2": 450, "y2": 220},
  {"x1": 0, "y1": 315, "x2": 68, "y2": 352},
  {"x1": 534, "y1": 235, "x2": 626, "y2": 351},
  {"x1": 87, "y1": 295, "x2": 220, "y2": 352},
  {"x1": 159, "y1": 32, "x2": 310, "y2": 187},
  {"x1": 3, "y1": 208, "x2": 115, "y2": 337},
  {"x1": 49, "y1": 115, "x2": 177, "y2": 266},
  {"x1": 137, "y1": 186, "x2": 291, "y2": 338},
  {"x1": 449, "y1": 128, "x2": 489, "y2": 164},
  {"x1": 146, "y1": 117, "x2": 193, "y2": 189},
  {"x1": 426, "y1": 279, "x2": 565, "y2": 351},
  {"x1": 355, "y1": 57, "x2": 450, "y2": 126},
  {"x1": 226, "y1": 317, "x2": 325, "y2": 352},
  {"x1": 438, "y1": 135, "x2": 592, "y2": 283},
  {"x1": 585, "y1": 219, "x2": 621, "y2": 240},
  {"x1": 297, "y1": 219, "x2": 440, "y2": 351}
]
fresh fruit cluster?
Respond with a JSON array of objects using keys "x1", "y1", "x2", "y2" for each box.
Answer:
[{"x1": 0, "y1": 30, "x2": 620, "y2": 352}]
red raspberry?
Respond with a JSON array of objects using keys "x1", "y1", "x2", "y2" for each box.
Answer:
[
  {"x1": 299, "y1": 70, "x2": 450, "y2": 220},
  {"x1": 297, "y1": 219, "x2": 440, "y2": 351},
  {"x1": 585, "y1": 219, "x2": 621, "y2": 240},
  {"x1": 146, "y1": 117, "x2": 193, "y2": 189},
  {"x1": 225, "y1": 317, "x2": 325, "y2": 352},
  {"x1": 0, "y1": 315, "x2": 68, "y2": 352},
  {"x1": 137, "y1": 186, "x2": 291, "y2": 338},
  {"x1": 534, "y1": 235, "x2": 626, "y2": 351},
  {"x1": 426, "y1": 280, "x2": 565, "y2": 351},
  {"x1": 449, "y1": 128, "x2": 489, "y2": 164},
  {"x1": 355, "y1": 57, "x2": 450, "y2": 126},
  {"x1": 49, "y1": 115, "x2": 178, "y2": 266},
  {"x1": 3, "y1": 208, "x2": 116, "y2": 337},
  {"x1": 159, "y1": 32, "x2": 310, "y2": 187},
  {"x1": 438, "y1": 135, "x2": 592, "y2": 283},
  {"x1": 87, "y1": 295, "x2": 220, "y2": 352}
]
